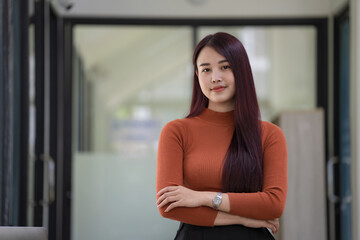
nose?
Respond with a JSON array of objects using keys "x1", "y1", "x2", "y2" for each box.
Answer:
[{"x1": 211, "y1": 69, "x2": 222, "y2": 83}]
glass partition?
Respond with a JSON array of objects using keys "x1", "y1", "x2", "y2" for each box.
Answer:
[{"x1": 72, "y1": 26, "x2": 193, "y2": 240}]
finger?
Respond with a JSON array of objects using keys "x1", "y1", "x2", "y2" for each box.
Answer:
[
  {"x1": 165, "y1": 200, "x2": 181, "y2": 212},
  {"x1": 271, "y1": 218, "x2": 279, "y2": 224},
  {"x1": 271, "y1": 225, "x2": 276, "y2": 234},
  {"x1": 272, "y1": 224, "x2": 278, "y2": 234},
  {"x1": 157, "y1": 186, "x2": 179, "y2": 196},
  {"x1": 157, "y1": 196, "x2": 174, "y2": 208},
  {"x1": 156, "y1": 190, "x2": 179, "y2": 205},
  {"x1": 268, "y1": 219, "x2": 279, "y2": 233},
  {"x1": 267, "y1": 220, "x2": 277, "y2": 226},
  {"x1": 271, "y1": 225, "x2": 277, "y2": 234},
  {"x1": 158, "y1": 196, "x2": 179, "y2": 208},
  {"x1": 274, "y1": 222, "x2": 279, "y2": 232},
  {"x1": 157, "y1": 187, "x2": 170, "y2": 196},
  {"x1": 265, "y1": 222, "x2": 276, "y2": 234}
]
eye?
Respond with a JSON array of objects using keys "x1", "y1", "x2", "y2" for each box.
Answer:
[
  {"x1": 222, "y1": 65, "x2": 231, "y2": 70},
  {"x1": 202, "y1": 68, "x2": 210, "y2": 72}
]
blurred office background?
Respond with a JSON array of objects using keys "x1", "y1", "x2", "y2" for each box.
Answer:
[{"x1": 1, "y1": 0, "x2": 360, "y2": 240}]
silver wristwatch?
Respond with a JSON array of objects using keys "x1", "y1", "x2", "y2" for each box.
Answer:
[{"x1": 212, "y1": 192, "x2": 223, "y2": 210}]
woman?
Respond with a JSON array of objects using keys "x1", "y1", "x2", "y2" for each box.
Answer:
[{"x1": 156, "y1": 32, "x2": 287, "y2": 240}]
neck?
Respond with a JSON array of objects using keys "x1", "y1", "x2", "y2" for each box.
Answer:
[
  {"x1": 208, "y1": 102, "x2": 235, "y2": 113},
  {"x1": 197, "y1": 108, "x2": 235, "y2": 125}
]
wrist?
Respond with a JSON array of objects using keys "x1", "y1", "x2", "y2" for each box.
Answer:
[
  {"x1": 214, "y1": 211, "x2": 243, "y2": 226},
  {"x1": 202, "y1": 192, "x2": 217, "y2": 208}
]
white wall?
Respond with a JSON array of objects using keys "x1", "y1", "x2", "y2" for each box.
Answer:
[
  {"x1": 331, "y1": 0, "x2": 349, "y2": 13},
  {"x1": 55, "y1": 0, "x2": 330, "y2": 18}
]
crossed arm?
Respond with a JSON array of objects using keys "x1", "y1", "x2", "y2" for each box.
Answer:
[{"x1": 156, "y1": 186, "x2": 280, "y2": 233}]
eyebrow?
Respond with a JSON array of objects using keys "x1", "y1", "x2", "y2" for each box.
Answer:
[{"x1": 198, "y1": 59, "x2": 229, "y2": 67}]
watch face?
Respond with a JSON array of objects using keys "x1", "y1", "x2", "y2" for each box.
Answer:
[
  {"x1": 213, "y1": 193, "x2": 222, "y2": 209},
  {"x1": 214, "y1": 197, "x2": 221, "y2": 205}
]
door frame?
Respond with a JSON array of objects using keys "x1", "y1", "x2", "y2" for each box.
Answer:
[
  {"x1": 333, "y1": 4, "x2": 351, "y2": 240},
  {"x1": 41, "y1": 16, "x2": 329, "y2": 240},
  {"x1": 33, "y1": 2, "x2": 73, "y2": 239}
]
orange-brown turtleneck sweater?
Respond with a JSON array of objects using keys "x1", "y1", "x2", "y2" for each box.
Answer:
[{"x1": 156, "y1": 108, "x2": 287, "y2": 226}]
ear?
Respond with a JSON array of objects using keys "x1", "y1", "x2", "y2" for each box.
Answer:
[{"x1": 195, "y1": 69, "x2": 198, "y2": 77}]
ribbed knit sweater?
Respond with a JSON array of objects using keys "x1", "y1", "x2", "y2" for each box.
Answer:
[{"x1": 156, "y1": 108, "x2": 287, "y2": 226}]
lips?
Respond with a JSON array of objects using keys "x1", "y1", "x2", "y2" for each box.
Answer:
[{"x1": 211, "y1": 86, "x2": 226, "y2": 92}]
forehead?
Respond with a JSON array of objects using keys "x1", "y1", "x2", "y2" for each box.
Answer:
[{"x1": 197, "y1": 46, "x2": 226, "y2": 65}]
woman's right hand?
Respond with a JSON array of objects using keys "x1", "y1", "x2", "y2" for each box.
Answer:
[{"x1": 241, "y1": 217, "x2": 279, "y2": 234}]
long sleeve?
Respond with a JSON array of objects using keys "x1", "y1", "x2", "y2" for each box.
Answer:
[
  {"x1": 227, "y1": 122, "x2": 288, "y2": 220},
  {"x1": 156, "y1": 120, "x2": 218, "y2": 226}
]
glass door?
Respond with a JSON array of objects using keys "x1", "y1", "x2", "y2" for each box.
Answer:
[{"x1": 71, "y1": 26, "x2": 193, "y2": 239}]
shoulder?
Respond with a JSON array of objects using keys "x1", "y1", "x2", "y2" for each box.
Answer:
[
  {"x1": 261, "y1": 121, "x2": 283, "y2": 134},
  {"x1": 160, "y1": 118, "x2": 191, "y2": 139},
  {"x1": 162, "y1": 118, "x2": 189, "y2": 132},
  {"x1": 261, "y1": 121, "x2": 287, "y2": 146}
]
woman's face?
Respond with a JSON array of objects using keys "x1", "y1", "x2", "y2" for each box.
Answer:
[{"x1": 196, "y1": 46, "x2": 236, "y2": 112}]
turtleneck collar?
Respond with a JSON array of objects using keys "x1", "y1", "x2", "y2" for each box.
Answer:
[{"x1": 196, "y1": 108, "x2": 235, "y2": 126}]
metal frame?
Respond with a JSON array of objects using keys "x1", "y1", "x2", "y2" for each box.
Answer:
[
  {"x1": 0, "y1": 0, "x2": 30, "y2": 226},
  {"x1": 34, "y1": 0, "x2": 45, "y2": 227},
  {"x1": 333, "y1": 5, "x2": 350, "y2": 240},
  {"x1": 18, "y1": 0, "x2": 30, "y2": 227},
  {"x1": 0, "y1": 0, "x2": 11, "y2": 226}
]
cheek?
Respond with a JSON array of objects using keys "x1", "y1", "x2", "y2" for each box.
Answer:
[
  {"x1": 228, "y1": 73, "x2": 236, "y2": 84},
  {"x1": 198, "y1": 77, "x2": 209, "y2": 93}
]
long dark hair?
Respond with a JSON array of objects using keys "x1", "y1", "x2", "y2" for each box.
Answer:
[{"x1": 187, "y1": 32, "x2": 263, "y2": 193}]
